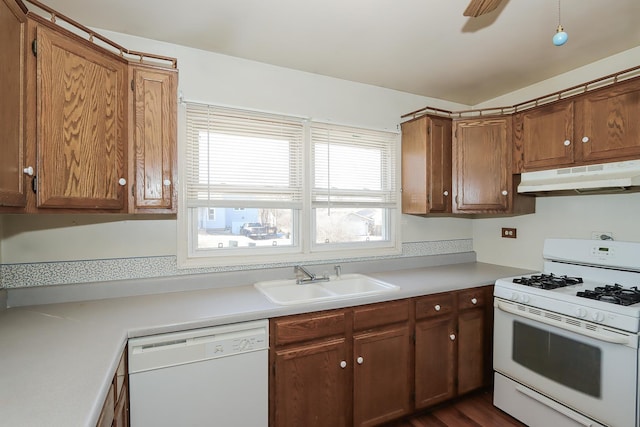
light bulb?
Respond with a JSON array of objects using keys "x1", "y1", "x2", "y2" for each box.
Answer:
[{"x1": 553, "y1": 24, "x2": 568, "y2": 46}]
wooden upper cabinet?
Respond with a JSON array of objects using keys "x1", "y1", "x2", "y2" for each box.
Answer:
[
  {"x1": 401, "y1": 115, "x2": 452, "y2": 214},
  {"x1": 129, "y1": 65, "x2": 177, "y2": 213},
  {"x1": 0, "y1": 0, "x2": 28, "y2": 208},
  {"x1": 515, "y1": 101, "x2": 575, "y2": 171},
  {"x1": 36, "y1": 24, "x2": 127, "y2": 209},
  {"x1": 575, "y1": 77, "x2": 640, "y2": 163},
  {"x1": 452, "y1": 117, "x2": 512, "y2": 213}
]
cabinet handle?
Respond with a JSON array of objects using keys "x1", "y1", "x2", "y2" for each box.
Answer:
[
  {"x1": 118, "y1": 178, "x2": 127, "y2": 186},
  {"x1": 434, "y1": 304, "x2": 441, "y2": 311},
  {"x1": 163, "y1": 179, "x2": 171, "y2": 186},
  {"x1": 340, "y1": 360, "x2": 347, "y2": 369},
  {"x1": 443, "y1": 190, "x2": 449, "y2": 196},
  {"x1": 471, "y1": 298, "x2": 478, "y2": 305},
  {"x1": 449, "y1": 334, "x2": 456, "y2": 341},
  {"x1": 582, "y1": 136, "x2": 590, "y2": 143},
  {"x1": 356, "y1": 356, "x2": 364, "y2": 365},
  {"x1": 23, "y1": 166, "x2": 34, "y2": 176},
  {"x1": 501, "y1": 190, "x2": 508, "y2": 196},
  {"x1": 563, "y1": 139, "x2": 571, "y2": 146}
]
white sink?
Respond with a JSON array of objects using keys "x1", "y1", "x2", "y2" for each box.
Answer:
[{"x1": 254, "y1": 273, "x2": 400, "y2": 305}]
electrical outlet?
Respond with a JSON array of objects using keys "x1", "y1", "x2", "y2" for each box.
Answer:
[
  {"x1": 501, "y1": 228, "x2": 517, "y2": 238},
  {"x1": 591, "y1": 231, "x2": 613, "y2": 240}
]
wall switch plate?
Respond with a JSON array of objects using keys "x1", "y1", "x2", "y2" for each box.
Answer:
[{"x1": 501, "y1": 228, "x2": 517, "y2": 238}]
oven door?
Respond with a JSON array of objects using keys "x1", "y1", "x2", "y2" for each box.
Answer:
[{"x1": 493, "y1": 298, "x2": 638, "y2": 427}]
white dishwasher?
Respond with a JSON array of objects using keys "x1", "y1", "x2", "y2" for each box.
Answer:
[{"x1": 128, "y1": 319, "x2": 268, "y2": 427}]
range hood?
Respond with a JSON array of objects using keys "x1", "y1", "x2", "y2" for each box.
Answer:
[{"x1": 518, "y1": 160, "x2": 640, "y2": 195}]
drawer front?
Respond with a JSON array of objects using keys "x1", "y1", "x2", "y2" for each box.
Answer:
[
  {"x1": 416, "y1": 293, "x2": 455, "y2": 320},
  {"x1": 457, "y1": 287, "x2": 487, "y2": 310},
  {"x1": 272, "y1": 310, "x2": 346, "y2": 346},
  {"x1": 353, "y1": 299, "x2": 409, "y2": 331}
]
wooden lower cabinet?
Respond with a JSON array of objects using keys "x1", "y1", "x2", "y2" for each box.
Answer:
[
  {"x1": 353, "y1": 325, "x2": 412, "y2": 427},
  {"x1": 415, "y1": 315, "x2": 456, "y2": 408},
  {"x1": 270, "y1": 300, "x2": 411, "y2": 427},
  {"x1": 97, "y1": 346, "x2": 129, "y2": 427},
  {"x1": 273, "y1": 338, "x2": 349, "y2": 427},
  {"x1": 270, "y1": 288, "x2": 492, "y2": 426},
  {"x1": 414, "y1": 286, "x2": 492, "y2": 412}
]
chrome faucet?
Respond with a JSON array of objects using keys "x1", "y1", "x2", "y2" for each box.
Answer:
[{"x1": 294, "y1": 265, "x2": 330, "y2": 285}]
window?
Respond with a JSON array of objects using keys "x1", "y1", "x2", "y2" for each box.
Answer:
[
  {"x1": 311, "y1": 124, "x2": 397, "y2": 249},
  {"x1": 180, "y1": 103, "x2": 399, "y2": 267}
]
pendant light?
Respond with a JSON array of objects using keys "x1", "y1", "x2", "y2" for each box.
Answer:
[{"x1": 552, "y1": 0, "x2": 568, "y2": 46}]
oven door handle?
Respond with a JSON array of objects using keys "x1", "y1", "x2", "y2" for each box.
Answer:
[
  {"x1": 496, "y1": 301, "x2": 630, "y2": 345},
  {"x1": 515, "y1": 385, "x2": 598, "y2": 427}
]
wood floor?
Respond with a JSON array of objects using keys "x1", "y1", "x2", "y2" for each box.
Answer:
[{"x1": 383, "y1": 389, "x2": 527, "y2": 427}]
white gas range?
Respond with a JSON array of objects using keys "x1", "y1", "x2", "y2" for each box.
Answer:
[{"x1": 493, "y1": 238, "x2": 640, "y2": 427}]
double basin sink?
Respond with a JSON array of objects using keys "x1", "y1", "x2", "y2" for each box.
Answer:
[{"x1": 255, "y1": 273, "x2": 400, "y2": 305}]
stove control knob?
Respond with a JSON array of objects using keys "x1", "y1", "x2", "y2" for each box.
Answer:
[
  {"x1": 511, "y1": 292, "x2": 520, "y2": 302},
  {"x1": 575, "y1": 307, "x2": 588, "y2": 318},
  {"x1": 521, "y1": 294, "x2": 531, "y2": 304},
  {"x1": 592, "y1": 311, "x2": 605, "y2": 323}
]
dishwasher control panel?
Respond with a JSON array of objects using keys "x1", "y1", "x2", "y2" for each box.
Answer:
[{"x1": 128, "y1": 320, "x2": 268, "y2": 373}]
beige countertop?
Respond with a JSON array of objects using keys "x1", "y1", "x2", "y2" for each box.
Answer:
[{"x1": 0, "y1": 262, "x2": 532, "y2": 427}]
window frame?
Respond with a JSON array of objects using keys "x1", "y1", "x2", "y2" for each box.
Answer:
[{"x1": 177, "y1": 103, "x2": 401, "y2": 268}]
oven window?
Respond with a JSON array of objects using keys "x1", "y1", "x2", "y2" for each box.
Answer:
[{"x1": 512, "y1": 321, "x2": 601, "y2": 397}]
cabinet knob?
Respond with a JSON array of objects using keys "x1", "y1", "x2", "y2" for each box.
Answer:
[
  {"x1": 23, "y1": 166, "x2": 34, "y2": 176},
  {"x1": 163, "y1": 179, "x2": 171, "y2": 186},
  {"x1": 563, "y1": 139, "x2": 571, "y2": 146},
  {"x1": 449, "y1": 334, "x2": 456, "y2": 341},
  {"x1": 471, "y1": 298, "x2": 478, "y2": 305},
  {"x1": 434, "y1": 304, "x2": 441, "y2": 311},
  {"x1": 582, "y1": 136, "x2": 590, "y2": 143},
  {"x1": 501, "y1": 190, "x2": 508, "y2": 196},
  {"x1": 443, "y1": 190, "x2": 449, "y2": 196},
  {"x1": 118, "y1": 178, "x2": 127, "y2": 186},
  {"x1": 356, "y1": 356, "x2": 364, "y2": 365},
  {"x1": 340, "y1": 360, "x2": 347, "y2": 369}
]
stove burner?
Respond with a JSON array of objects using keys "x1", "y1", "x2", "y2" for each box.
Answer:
[
  {"x1": 513, "y1": 273, "x2": 583, "y2": 290},
  {"x1": 577, "y1": 284, "x2": 640, "y2": 306}
]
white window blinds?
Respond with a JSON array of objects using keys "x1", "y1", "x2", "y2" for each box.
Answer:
[
  {"x1": 311, "y1": 123, "x2": 398, "y2": 207},
  {"x1": 185, "y1": 103, "x2": 304, "y2": 209}
]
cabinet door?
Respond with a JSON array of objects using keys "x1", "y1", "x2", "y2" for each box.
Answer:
[
  {"x1": 452, "y1": 117, "x2": 512, "y2": 213},
  {"x1": 457, "y1": 308, "x2": 485, "y2": 395},
  {"x1": 273, "y1": 338, "x2": 349, "y2": 427},
  {"x1": 401, "y1": 116, "x2": 452, "y2": 214},
  {"x1": 0, "y1": 0, "x2": 27, "y2": 207},
  {"x1": 415, "y1": 316, "x2": 456, "y2": 409},
  {"x1": 517, "y1": 101, "x2": 574, "y2": 170},
  {"x1": 130, "y1": 66, "x2": 177, "y2": 212},
  {"x1": 36, "y1": 24, "x2": 127, "y2": 209},
  {"x1": 575, "y1": 78, "x2": 640, "y2": 163},
  {"x1": 353, "y1": 326, "x2": 411, "y2": 427}
]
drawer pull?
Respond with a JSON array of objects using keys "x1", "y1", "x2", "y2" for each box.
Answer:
[
  {"x1": 471, "y1": 298, "x2": 478, "y2": 305},
  {"x1": 340, "y1": 360, "x2": 347, "y2": 369},
  {"x1": 434, "y1": 304, "x2": 441, "y2": 311}
]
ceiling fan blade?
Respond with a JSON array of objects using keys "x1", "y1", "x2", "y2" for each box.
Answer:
[{"x1": 463, "y1": 0, "x2": 503, "y2": 17}]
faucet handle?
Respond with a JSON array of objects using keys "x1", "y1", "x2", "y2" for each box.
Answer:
[{"x1": 334, "y1": 265, "x2": 342, "y2": 278}]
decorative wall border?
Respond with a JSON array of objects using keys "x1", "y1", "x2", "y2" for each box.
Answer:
[{"x1": 1, "y1": 239, "x2": 473, "y2": 289}]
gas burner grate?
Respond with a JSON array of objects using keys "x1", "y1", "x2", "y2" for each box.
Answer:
[
  {"x1": 513, "y1": 273, "x2": 583, "y2": 290},
  {"x1": 577, "y1": 284, "x2": 640, "y2": 306}
]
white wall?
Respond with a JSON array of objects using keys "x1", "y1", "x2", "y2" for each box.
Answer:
[
  {"x1": 0, "y1": 30, "x2": 471, "y2": 264},
  {"x1": 472, "y1": 46, "x2": 640, "y2": 271},
  {"x1": 473, "y1": 193, "x2": 640, "y2": 271},
  {"x1": 1, "y1": 33, "x2": 638, "y2": 268}
]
